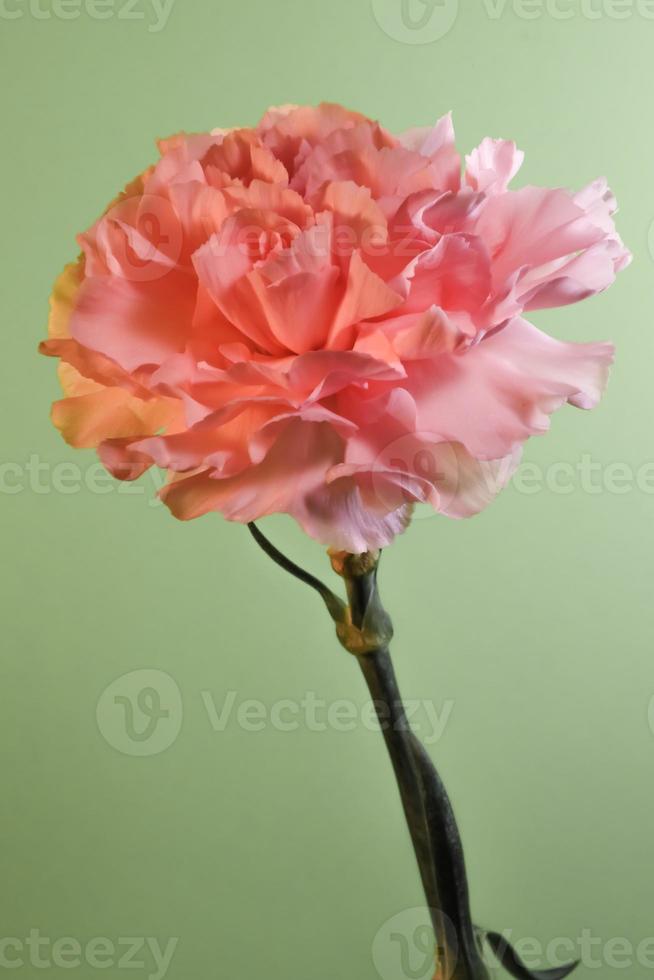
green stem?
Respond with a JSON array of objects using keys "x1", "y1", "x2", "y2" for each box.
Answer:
[
  {"x1": 246, "y1": 524, "x2": 578, "y2": 980},
  {"x1": 348, "y1": 569, "x2": 487, "y2": 980}
]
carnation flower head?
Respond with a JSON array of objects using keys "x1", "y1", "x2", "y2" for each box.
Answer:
[{"x1": 40, "y1": 102, "x2": 630, "y2": 552}]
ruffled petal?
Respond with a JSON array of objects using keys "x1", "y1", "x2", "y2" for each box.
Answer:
[
  {"x1": 47, "y1": 259, "x2": 84, "y2": 339},
  {"x1": 398, "y1": 112, "x2": 461, "y2": 193},
  {"x1": 474, "y1": 186, "x2": 607, "y2": 286},
  {"x1": 70, "y1": 270, "x2": 195, "y2": 372},
  {"x1": 52, "y1": 377, "x2": 180, "y2": 451},
  {"x1": 328, "y1": 250, "x2": 403, "y2": 349},
  {"x1": 161, "y1": 419, "x2": 343, "y2": 524},
  {"x1": 465, "y1": 138, "x2": 524, "y2": 195},
  {"x1": 407, "y1": 317, "x2": 614, "y2": 458}
]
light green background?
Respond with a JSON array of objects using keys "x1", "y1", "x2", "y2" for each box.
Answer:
[{"x1": 1, "y1": 1, "x2": 652, "y2": 978}]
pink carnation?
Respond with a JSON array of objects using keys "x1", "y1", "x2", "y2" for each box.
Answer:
[{"x1": 40, "y1": 103, "x2": 630, "y2": 552}]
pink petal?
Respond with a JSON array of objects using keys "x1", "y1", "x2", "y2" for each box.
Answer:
[
  {"x1": 465, "y1": 138, "x2": 524, "y2": 194},
  {"x1": 70, "y1": 270, "x2": 195, "y2": 372},
  {"x1": 397, "y1": 233, "x2": 491, "y2": 317},
  {"x1": 407, "y1": 316, "x2": 614, "y2": 458},
  {"x1": 161, "y1": 419, "x2": 343, "y2": 524},
  {"x1": 398, "y1": 112, "x2": 461, "y2": 193},
  {"x1": 98, "y1": 437, "x2": 154, "y2": 480},
  {"x1": 328, "y1": 250, "x2": 403, "y2": 349},
  {"x1": 474, "y1": 186, "x2": 607, "y2": 286}
]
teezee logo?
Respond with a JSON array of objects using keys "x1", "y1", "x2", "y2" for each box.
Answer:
[
  {"x1": 371, "y1": 0, "x2": 459, "y2": 43},
  {"x1": 96, "y1": 670, "x2": 183, "y2": 756}
]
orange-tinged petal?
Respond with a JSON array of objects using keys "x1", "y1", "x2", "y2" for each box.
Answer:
[
  {"x1": 52, "y1": 365, "x2": 182, "y2": 448},
  {"x1": 47, "y1": 258, "x2": 84, "y2": 340}
]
